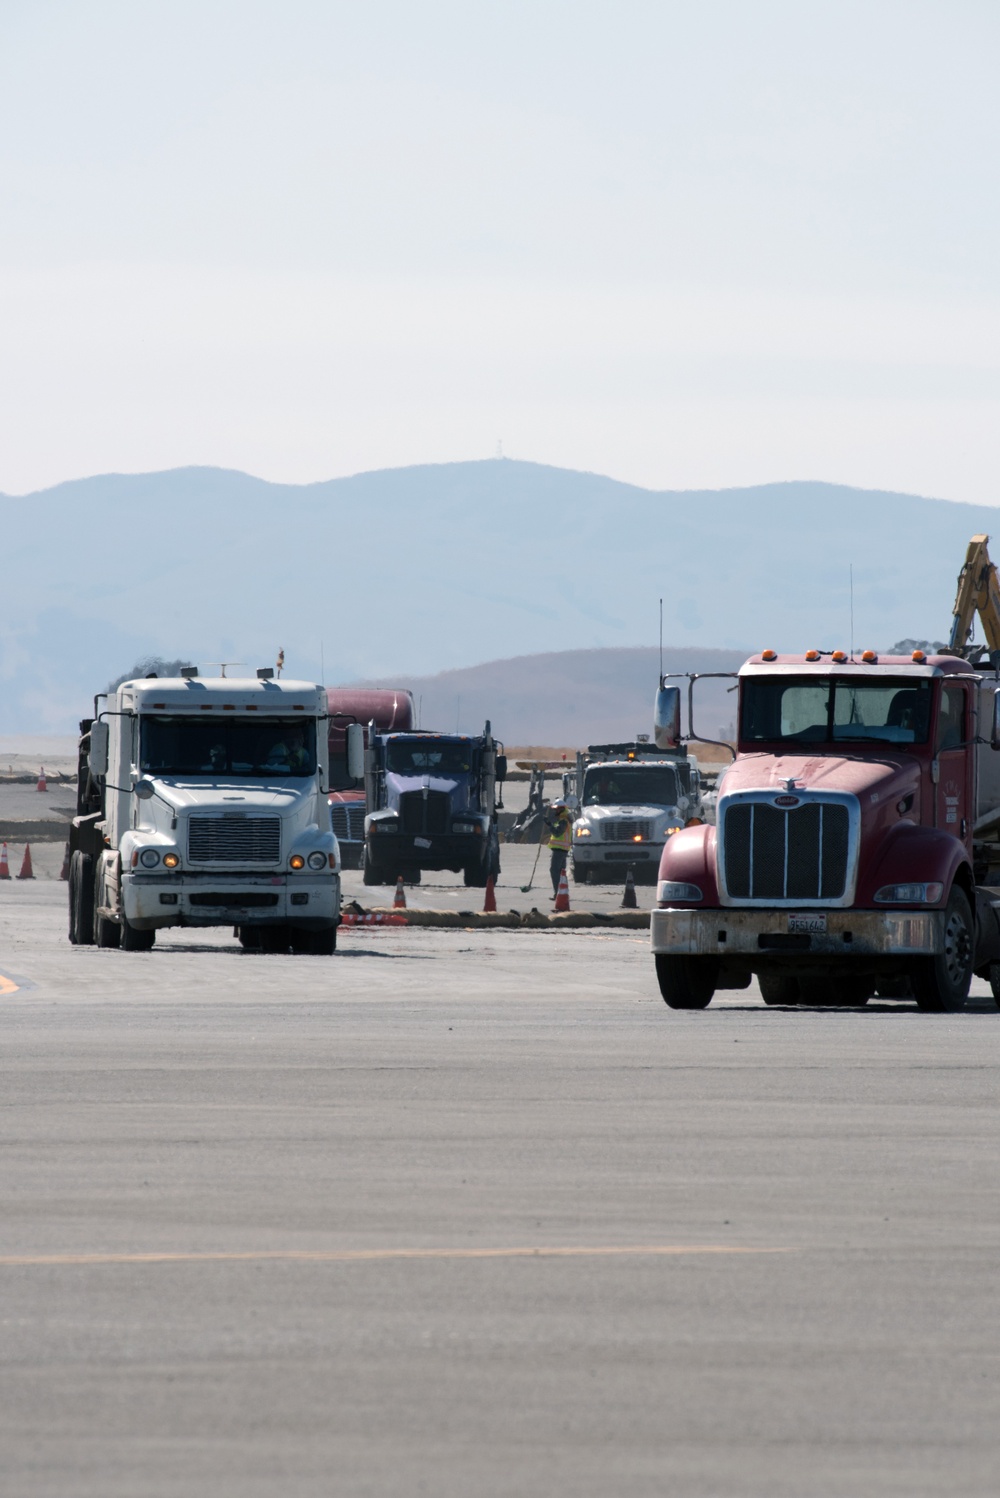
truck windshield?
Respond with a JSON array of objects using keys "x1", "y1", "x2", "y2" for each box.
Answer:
[
  {"x1": 583, "y1": 766, "x2": 679, "y2": 806},
  {"x1": 386, "y1": 741, "x2": 472, "y2": 774},
  {"x1": 741, "y1": 676, "x2": 933, "y2": 745},
  {"x1": 140, "y1": 717, "x2": 317, "y2": 777}
]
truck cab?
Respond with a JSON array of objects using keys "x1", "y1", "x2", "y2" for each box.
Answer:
[
  {"x1": 651, "y1": 652, "x2": 1000, "y2": 1011},
  {"x1": 69, "y1": 675, "x2": 339, "y2": 953},
  {"x1": 363, "y1": 724, "x2": 505, "y2": 888},
  {"x1": 572, "y1": 744, "x2": 701, "y2": 884}
]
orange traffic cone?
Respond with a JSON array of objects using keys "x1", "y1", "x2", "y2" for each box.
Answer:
[
  {"x1": 0, "y1": 842, "x2": 9, "y2": 879},
  {"x1": 483, "y1": 875, "x2": 497, "y2": 913},
  {"x1": 17, "y1": 844, "x2": 34, "y2": 880},
  {"x1": 621, "y1": 867, "x2": 637, "y2": 908},
  {"x1": 393, "y1": 875, "x2": 407, "y2": 909},
  {"x1": 59, "y1": 842, "x2": 71, "y2": 881},
  {"x1": 36, "y1": 767, "x2": 47, "y2": 792},
  {"x1": 554, "y1": 866, "x2": 570, "y2": 912}
]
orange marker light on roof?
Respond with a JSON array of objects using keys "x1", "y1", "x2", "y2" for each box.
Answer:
[
  {"x1": 761, "y1": 648, "x2": 777, "y2": 661},
  {"x1": 831, "y1": 649, "x2": 846, "y2": 662},
  {"x1": 862, "y1": 649, "x2": 877, "y2": 662},
  {"x1": 912, "y1": 649, "x2": 926, "y2": 662},
  {"x1": 804, "y1": 649, "x2": 819, "y2": 661}
]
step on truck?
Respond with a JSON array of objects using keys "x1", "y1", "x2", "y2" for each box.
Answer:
[
  {"x1": 651, "y1": 645, "x2": 1000, "y2": 1011},
  {"x1": 327, "y1": 688, "x2": 415, "y2": 868},
  {"x1": 362, "y1": 722, "x2": 506, "y2": 888},
  {"x1": 571, "y1": 740, "x2": 702, "y2": 884},
  {"x1": 68, "y1": 670, "x2": 361, "y2": 953}
]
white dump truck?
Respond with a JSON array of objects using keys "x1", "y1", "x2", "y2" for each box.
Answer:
[
  {"x1": 68, "y1": 671, "x2": 361, "y2": 953},
  {"x1": 571, "y1": 741, "x2": 703, "y2": 884}
]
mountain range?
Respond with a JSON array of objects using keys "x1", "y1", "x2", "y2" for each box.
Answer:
[{"x1": 1, "y1": 459, "x2": 993, "y2": 733}]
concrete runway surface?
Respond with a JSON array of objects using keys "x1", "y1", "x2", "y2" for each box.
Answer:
[{"x1": 0, "y1": 879, "x2": 998, "y2": 1496}]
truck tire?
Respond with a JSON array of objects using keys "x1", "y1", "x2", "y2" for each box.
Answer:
[
  {"x1": 912, "y1": 887, "x2": 973, "y2": 1012},
  {"x1": 259, "y1": 925, "x2": 292, "y2": 953},
  {"x1": 120, "y1": 910, "x2": 155, "y2": 952},
  {"x1": 759, "y1": 972, "x2": 799, "y2": 1006},
  {"x1": 362, "y1": 846, "x2": 384, "y2": 886},
  {"x1": 989, "y1": 963, "x2": 1000, "y2": 1008},
  {"x1": 291, "y1": 926, "x2": 337, "y2": 954},
  {"x1": 797, "y1": 976, "x2": 871, "y2": 1007},
  {"x1": 654, "y1": 954, "x2": 716, "y2": 1009},
  {"x1": 68, "y1": 851, "x2": 94, "y2": 945},
  {"x1": 95, "y1": 910, "x2": 120, "y2": 948},
  {"x1": 237, "y1": 927, "x2": 263, "y2": 951},
  {"x1": 464, "y1": 860, "x2": 488, "y2": 888}
]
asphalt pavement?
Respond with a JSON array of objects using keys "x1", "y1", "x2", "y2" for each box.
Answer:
[{"x1": 0, "y1": 877, "x2": 998, "y2": 1496}]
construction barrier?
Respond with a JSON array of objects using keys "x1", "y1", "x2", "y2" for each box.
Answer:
[{"x1": 340, "y1": 906, "x2": 649, "y2": 931}]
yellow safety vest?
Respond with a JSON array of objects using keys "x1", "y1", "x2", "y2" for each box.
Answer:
[{"x1": 546, "y1": 811, "x2": 572, "y2": 851}]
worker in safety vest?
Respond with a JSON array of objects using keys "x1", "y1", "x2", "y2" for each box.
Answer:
[{"x1": 544, "y1": 800, "x2": 573, "y2": 897}]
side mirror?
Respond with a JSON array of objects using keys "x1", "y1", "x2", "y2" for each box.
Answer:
[
  {"x1": 346, "y1": 722, "x2": 365, "y2": 781},
  {"x1": 992, "y1": 689, "x2": 1000, "y2": 750},
  {"x1": 89, "y1": 720, "x2": 109, "y2": 776},
  {"x1": 654, "y1": 685, "x2": 681, "y2": 749},
  {"x1": 495, "y1": 754, "x2": 507, "y2": 782},
  {"x1": 133, "y1": 779, "x2": 155, "y2": 801}
]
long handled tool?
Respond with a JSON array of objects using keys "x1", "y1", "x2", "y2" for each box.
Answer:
[{"x1": 520, "y1": 837, "x2": 544, "y2": 893}]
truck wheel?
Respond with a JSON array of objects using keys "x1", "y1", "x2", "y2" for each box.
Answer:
[
  {"x1": 95, "y1": 911, "x2": 120, "y2": 948},
  {"x1": 259, "y1": 925, "x2": 292, "y2": 953},
  {"x1": 463, "y1": 861, "x2": 488, "y2": 888},
  {"x1": 912, "y1": 887, "x2": 974, "y2": 1012},
  {"x1": 758, "y1": 973, "x2": 799, "y2": 1006},
  {"x1": 362, "y1": 847, "x2": 383, "y2": 886},
  {"x1": 291, "y1": 927, "x2": 337, "y2": 954},
  {"x1": 238, "y1": 927, "x2": 263, "y2": 951},
  {"x1": 68, "y1": 851, "x2": 94, "y2": 945},
  {"x1": 120, "y1": 911, "x2": 155, "y2": 952},
  {"x1": 654, "y1": 955, "x2": 716, "y2": 1009}
]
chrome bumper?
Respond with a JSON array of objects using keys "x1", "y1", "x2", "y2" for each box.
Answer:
[
  {"x1": 123, "y1": 872, "x2": 340, "y2": 930},
  {"x1": 650, "y1": 906, "x2": 946, "y2": 957}
]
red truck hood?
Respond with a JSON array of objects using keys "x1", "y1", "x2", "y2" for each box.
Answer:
[{"x1": 721, "y1": 751, "x2": 919, "y2": 805}]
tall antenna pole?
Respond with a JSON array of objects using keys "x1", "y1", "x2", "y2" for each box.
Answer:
[
  {"x1": 850, "y1": 566, "x2": 855, "y2": 660},
  {"x1": 659, "y1": 598, "x2": 663, "y2": 684}
]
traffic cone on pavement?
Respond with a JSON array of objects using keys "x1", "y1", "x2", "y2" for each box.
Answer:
[
  {"x1": 393, "y1": 875, "x2": 407, "y2": 909},
  {"x1": 36, "y1": 767, "x2": 47, "y2": 792},
  {"x1": 59, "y1": 842, "x2": 71, "y2": 881},
  {"x1": 0, "y1": 843, "x2": 9, "y2": 879},
  {"x1": 621, "y1": 867, "x2": 637, "y2": 908},
  {"x1": 554, "y1": 866, "x2": 570, "y2": 912},
  {"x1": 483, "y1": 875, "x2": 497, "y2": 913},
  {"x1": 17, "y1": 844, "x2": 34, "y2": 880}
]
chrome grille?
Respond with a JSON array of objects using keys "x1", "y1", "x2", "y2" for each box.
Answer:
[
  {"x1": 603, "y1": 819, "x2": 651, "y2": 842},
  {"x1": 330, "y1": 804, "x2": 365, "y2": 842},
  {"x1": 188, "y1": 816, "x2": 280, "y2": 864},
  {"x1": 399, "y1": 791, "x2": 450, "y2": 836},
  {"x1": 723, "y1": 802, "x2": 849, "y2": 901}
]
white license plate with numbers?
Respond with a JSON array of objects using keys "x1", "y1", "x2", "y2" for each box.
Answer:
[{"x1": 788, "y1": 912, "x2": 827, "y2": 934}]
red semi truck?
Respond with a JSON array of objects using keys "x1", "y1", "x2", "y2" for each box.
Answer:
[
  {"x1": 327, "y1": 689, "x2": 414, "y2": 868},
  {"x1": 651, "y1": 648, "x2": 1000, "y2": 1012}
]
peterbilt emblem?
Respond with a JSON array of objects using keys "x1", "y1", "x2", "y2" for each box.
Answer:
[{"x1": 774, "y1": 794, "x2": 800, "y2": 807}]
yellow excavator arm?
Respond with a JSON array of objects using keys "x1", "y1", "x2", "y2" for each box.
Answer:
[{"x1": 948, "y1": 534, "x2": 1000, "y2": 661}]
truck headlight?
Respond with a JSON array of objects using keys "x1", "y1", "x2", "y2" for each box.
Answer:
[
  {"x1": 452, "y1": 821, "x2": 478, "y2": 834},
  {"x1": 139, "y1": 848, "x2": 161, "y2": 869},
  {"x1": 657, "y1": 881, "x2": 703, "y2": 903},
  {"x1": 373, "y1": 820, "x2": 399, "y2": 835},
  {"x1": 574, "y1": 826, "x2": 591, "y2": 839},
  {"x1": 307, "y1": 850, "x2": 327, "y2": 870},
  {"x1": 163, "y1": 852, "x2": 180, "y2": 869},
  {"x1": 874, "y1": 882, "x2": 943, "y2": 904}
]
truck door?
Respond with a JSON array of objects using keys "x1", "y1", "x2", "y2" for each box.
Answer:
[{"x1": 935, "y1": 681, "x2": 972, "y2": 848}]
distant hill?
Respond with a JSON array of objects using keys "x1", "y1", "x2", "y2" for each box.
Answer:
[
  {"x1": 347, "y1": 646, "x2": 747, "y2": 747},
  {"x1": 0, "y1": 458, "x2": 993, "y2": 730}
]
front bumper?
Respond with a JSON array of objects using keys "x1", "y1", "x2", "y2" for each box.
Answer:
[
  {"x1": 368, "y1": 833, "x2": 483, "y2": 871},
  {"x1": 123, "y1": 871, "x2": 340, "y2": 930},
  {"x1": 573, "y1": 842, "x2": 660, "y2": 866},
  {"x1": 650, "y1": 906, "x2": 946, "y2": 958}
]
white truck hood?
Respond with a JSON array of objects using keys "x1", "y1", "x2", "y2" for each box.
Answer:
[{"x1": 148, "y1": 779, "x2": 309, "y2": 814}]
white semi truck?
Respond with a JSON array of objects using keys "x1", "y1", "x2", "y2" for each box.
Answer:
[
  {"x1": 68, "y1": 671, "x2": 358, "y2": 953},
  {"x1": 571, "y1": 741, "x2": 703, "y2": 884}
]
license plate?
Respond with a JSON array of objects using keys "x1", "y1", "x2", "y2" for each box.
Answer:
[
  {"x1": 414, "y1": 837, "x2": 431, "y2": 849},
  {"x1": 789, "y1": 912, "x2": 826, "y2": 934}
]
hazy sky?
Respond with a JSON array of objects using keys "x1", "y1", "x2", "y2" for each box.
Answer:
[{"x1": 2, "y1": 0, "x2": 998, "y2": 500}]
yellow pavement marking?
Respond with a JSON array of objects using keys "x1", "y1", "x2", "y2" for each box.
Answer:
[
  {"x1": 0, "y1": 1245, "x2": 791, "y2": 1267},
  {"x1": 0, "y1": 975, "x2": 19, "y2": 996}
]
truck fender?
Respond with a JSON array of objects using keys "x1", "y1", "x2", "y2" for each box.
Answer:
[
  {"x1": 657, "y1": 823, "x2": 720, "y2": 904},
  {"x1": 859, "y1": 822, "x2": 973, "y2": 910}
]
